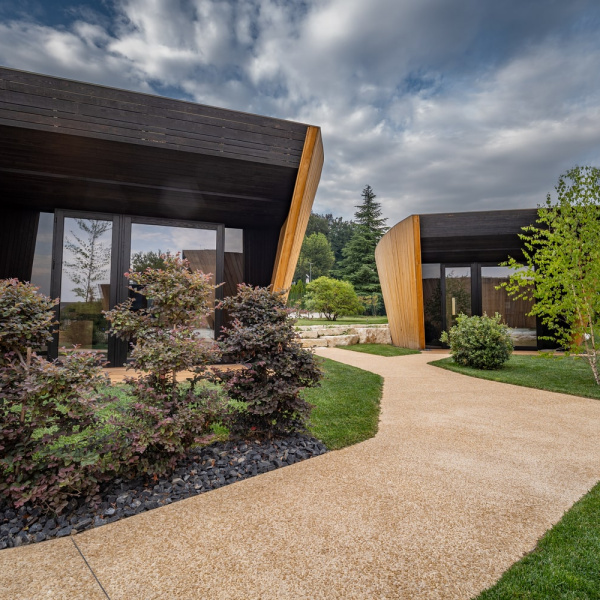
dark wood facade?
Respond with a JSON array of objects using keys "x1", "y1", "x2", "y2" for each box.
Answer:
[
  {"x1": 0, "y1": 67, "x2": 323, "y2": 365},
  {"x1": 419, "y1": 209, "x2": 538, "y2": 264},
  {"x1": 0, "y1": 66, "x2": 322, "y2": 289},
  {"x1": 377, "y1": 209, "x2": 546, "y2": 349}
]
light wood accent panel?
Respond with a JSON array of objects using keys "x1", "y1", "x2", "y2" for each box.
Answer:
[
  {"x1": 271, "y1": 126, "x2": 324, "y2": 293},
  {"x1": 375, "y1": 215, "x2": 425, "y2": 349}
]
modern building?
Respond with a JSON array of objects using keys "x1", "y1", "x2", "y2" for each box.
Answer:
[
  {"x1": 0, "y1": 67, "x2": 323, "y2": 365},
  {"x1": 375, "y1": 209, "x2": 550, "y2": 350}
]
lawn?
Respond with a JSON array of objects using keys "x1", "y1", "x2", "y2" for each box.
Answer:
[
  {"x1": 339, "y1": 343, "x2": 419, "y2": 357},
  {"x1": 304, "y1": 357, "x2": 383, "y2": 450},
  {"x1": 475, "y1": 481, "x2": 600, "y2": 599},
  {"x1": 431, "y1": 354, "x2": 600, "y2": 401},
  {"x1": 102, "y1": 358, "x2": 384, "y2": 452},
  {"x1": 295, "y1": 315, "x2": 388, "y2": 326}
]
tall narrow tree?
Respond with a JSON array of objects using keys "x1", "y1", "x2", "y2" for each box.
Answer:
[
  {"x1": 63, "y1": 219, "x2": 111, "y2": 302},
  {"x1": 341, "y1": 185, "x2": 388, "y2": 298}
]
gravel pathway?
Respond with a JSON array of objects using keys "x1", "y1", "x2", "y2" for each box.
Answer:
[{"x1": 2, "y1": 349, "x2": 600, "y2": 600}]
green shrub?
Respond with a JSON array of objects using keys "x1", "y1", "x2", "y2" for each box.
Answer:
[
  {"x1": 440, "y1": 313, "x2": 513, "y2": 370},
  {"x1": 217, "y1": 285, "x2": 322, "y2": 437},
  {"x1": 305, "y1": 276, "x2": 363, "y2": 321}
]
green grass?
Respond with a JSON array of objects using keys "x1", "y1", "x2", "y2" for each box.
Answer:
[
  {"x1": 304, "y1": 357, "x2": 383, "y2": 450},
  {"x1": 431, "y1": 355, "x2": 600, "y2": 401},
  {"x1": 475, "y1": 481, "x2": 600, "y2": 599},
  {"x1": 295, "y1": 315, "x2": 388, "y2": 326},
  {"x1": 95, "y1": 360, "x2": 383, "y2": 452},
  {"x1": 339, "y1": 343, "x2": 420, "y2": 357}
]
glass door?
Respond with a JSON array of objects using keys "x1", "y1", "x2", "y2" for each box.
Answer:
[
  {"x1": 443, "y1": 266, "x2": 472, "y2": 330},
  {"x1": 128, "y1": 219, "x2": 221, "y2": 340},
  {"x1": 50, "y1": 211, "x2": 224, "y2": 366}
]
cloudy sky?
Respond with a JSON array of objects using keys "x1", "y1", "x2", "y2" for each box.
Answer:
[{"x1": 1, "y1": 0, "x2": 599, "y2": 224}]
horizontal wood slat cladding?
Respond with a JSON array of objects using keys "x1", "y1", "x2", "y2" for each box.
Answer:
[
  {"x1": 419, "y1": 209, "x2": 538, "y2": 238},
  {"x1": 0, "y1": 125, "x2": 298, "y2": 229},
  {"x1": 375, "y1": 216, "x2": 425, "y2": 349},
  {"x1": 271, "y1": 126, "x2": 324, "y2": 293},
  {"x1": 419, "y1": 209, "x2": 537, "y2": 263},
  {"x1": 0, "y1": 67, "x2": 307, "y2": 168}
]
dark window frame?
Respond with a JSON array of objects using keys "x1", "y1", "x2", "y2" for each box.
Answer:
[{"x1": 50, "y1": 209, "x2": 225, "y2": 366}]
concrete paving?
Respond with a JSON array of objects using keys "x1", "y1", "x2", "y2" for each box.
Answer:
[{"x1": 2, "y1": 349, "x2": 600, "y2": 599}]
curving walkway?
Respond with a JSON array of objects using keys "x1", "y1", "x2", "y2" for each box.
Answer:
[{"x1": 3, "y1": 349, "x2": 600, "y2": 599}]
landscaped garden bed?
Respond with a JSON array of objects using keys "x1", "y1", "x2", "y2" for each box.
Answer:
[
  {"x1": 0, "y1": 262, "x2": 385, "y2": 550},
  {"x1": 0, "y1": 434, "x2": 327, "y2": 549}
]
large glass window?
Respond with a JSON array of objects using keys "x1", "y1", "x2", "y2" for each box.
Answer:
[
  {"x1": 130, "y1": 222, "x2": 218, "y2": 339},
  {"x1": 481, "y1": 266, "x2": 536, "y2": 347},
  {"x1": 224, "y1": 228, "x2": 244, "y2": 297},
  {"x1": 58, "y1": 217, "x2": 113, "y2": 354},
  {"x1": 422, "y1": 264, "x2": 442, "y2": 345}
]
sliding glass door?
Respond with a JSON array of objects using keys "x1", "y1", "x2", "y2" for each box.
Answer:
[
  {"x1": 425, "y1": 262, "x2": 537, "y2": 349},
  {"x1": 51, "y1": 211, "x2": 224, "y2": 366},
  {"x1": 443, "y1": 266, "x2": 472, "y2": 330}
]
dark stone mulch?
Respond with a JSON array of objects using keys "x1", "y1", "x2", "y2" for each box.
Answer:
[{"x1": 0, "y1": 434, "x2": 327, "y2": 550}]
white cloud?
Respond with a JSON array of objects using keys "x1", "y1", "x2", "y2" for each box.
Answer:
[{"x1": 0, "y1": 0, "x2": 599, "y2": 225}]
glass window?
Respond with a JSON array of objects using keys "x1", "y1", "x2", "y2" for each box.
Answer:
[
  {"x1": 130, "y1": 223, "x2": 217, "y2": 339},
  {"x1": 445, "y1": 266, "x2": 472, "y2": 329},
  {"x1": 30, "y1": 212, "x2": 54, "y2": 297},
  {"x1": 59, "y1": 217, "x2": 112, "y2": 354},
  {"x1": 481, "y1": 266, "x2": 536, "y2": 347},
  {"x1": 224, "y1": 228, "x2": 244, "y2": 298},
  {"x1": 422, "y1": 264, "x2": 442, "y2": 346}
]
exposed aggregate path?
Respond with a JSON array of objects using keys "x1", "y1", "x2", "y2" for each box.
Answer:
[{"x1": 2, "y1": 349, "x2": 600, "y2": 599}]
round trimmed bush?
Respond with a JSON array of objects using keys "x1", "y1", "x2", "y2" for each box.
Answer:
[{"x1": 440, "y1": 313, "x2": 513, "y2": 370}]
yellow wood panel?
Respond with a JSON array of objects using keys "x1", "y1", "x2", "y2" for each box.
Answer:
[
  {"x1": 375, "y1": 215, "x2": 425, "y2": 349},
  {"x1": 271, "y1": 126, "x2": 324, "y2": 294}
]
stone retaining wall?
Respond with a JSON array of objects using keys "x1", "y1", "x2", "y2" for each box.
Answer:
[{"x1": 296, "y1": 324, "x2": 391, "y2": 348}]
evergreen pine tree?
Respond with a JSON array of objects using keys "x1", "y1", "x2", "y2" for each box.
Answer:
[{"x1": 341, "y1": 185, "x2": 388, "y2": 299}]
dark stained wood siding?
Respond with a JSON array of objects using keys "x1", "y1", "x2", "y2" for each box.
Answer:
[
  {"x1": 419, "y1": 209, "x2": 538, "y2": 263},
  {"x1": 0, "y1": 67, "x2": 307, "y2": 168},
  {"x1": 0, "y1": 207, "x2": 39, "y2": 280},
  {"x1": 244, "y1": 228, "x2": 281, "y2": 287}
]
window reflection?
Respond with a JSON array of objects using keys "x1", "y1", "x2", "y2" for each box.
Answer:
[
  {"x1": 130, "y1": 223, "x2": 217, "y2": 339},
  {"x1": 59, "y1": 218, "x2": 112, "y2": 353},
  {"x1": 30, "y1": 212, "x2": 54, "y2": 297},
  {"x1": 481, "y1": 266, "x2": 536, "y2": 347},
  {"x1": 422, "y1": 264, "x2": 442, "y2": 346}
]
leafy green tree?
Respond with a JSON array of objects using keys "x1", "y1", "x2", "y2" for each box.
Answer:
[
  {"x1": 305, "y1": 276, "x2": 363, "y2": 321},
  {"x1": 131, "y1": 249, "x2": 166, "y2": 271},
  {"x1": 294, "y1": 233, "x2": 335, "y2": 282},
  {"x1": 64, "y1": 219, "x2": 111, "y2": 302},
  {"x1": 503, "y1": 166, "x2": 600, "y2": 384},
  {"x1": 305, "y1": 213, "x2": 330, "y2": 238},
  {"x1": 328, "y1": 215, "x2": 356, "y2": 276},
  {"x1": 341, "y1": 185, "x2": 388, "y2": 298}
]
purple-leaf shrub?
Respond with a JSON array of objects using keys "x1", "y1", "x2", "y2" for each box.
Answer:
[
  {"x1": 217, "y1": 285, "x2": 322, "y2": 437},
  {"x1": 104, "y1": 253, "x2": 226, "y2": 473},
  {"x1": 0, "y1": 279, "x2": 58, "y2": 361},
  {"x1": 0, "y1": 348, "x2": 121, "y2": 514}
]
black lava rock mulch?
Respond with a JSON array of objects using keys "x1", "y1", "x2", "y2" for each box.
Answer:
[{"x1": 0, "y1": 434, "x2": 327, "y2": 550}]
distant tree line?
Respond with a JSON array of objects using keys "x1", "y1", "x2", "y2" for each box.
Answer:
[{"x1": 292, "y1": 185, "x2": 388, "y2": 316}]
